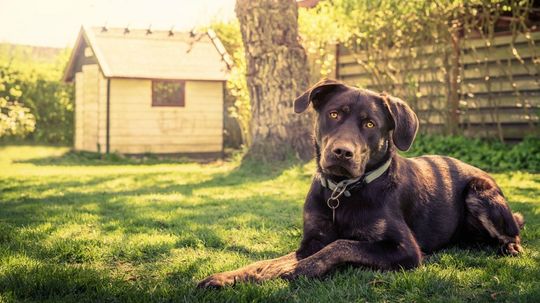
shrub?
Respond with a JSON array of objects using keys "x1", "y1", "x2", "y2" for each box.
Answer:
[
  {"x1": 405, "y1": 135, "x2": 540, "y2": 172},
  {"x1": 0, "y1": 65, "x2": 36, "y2": 138},
  {"x1": 0, "y1": 46, "x2": 73, "y2": 145},
  {"x1": 23, "y1": 77, "x2": 74, "y2": 144}
]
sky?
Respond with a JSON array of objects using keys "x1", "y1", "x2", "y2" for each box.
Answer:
[{"x1": 0, "y1": 0, "x2": 236, "y2": 48}]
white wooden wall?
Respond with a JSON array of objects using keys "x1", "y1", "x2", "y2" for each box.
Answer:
[
  {"x1": 109, "y1": 79, "x2": 223, "y2": 154},
  {"x1": 74, "y1": 72, "x2": 84, "y2": 150},
  {"x1": 74, "y1": 64, "x2": 107, "y2": 152}
]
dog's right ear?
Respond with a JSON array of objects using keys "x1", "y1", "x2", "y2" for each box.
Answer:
[{"x1": 294, "y1": 79, "x2": 346, "y2": 113}]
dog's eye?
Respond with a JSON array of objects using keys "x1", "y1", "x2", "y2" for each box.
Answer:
[
  {"x1": 329, "y1": 111, "x2": 339, "y2": 120},
  {"x1": 365, "y1": 120, "x2": 375, "y2": 128}
]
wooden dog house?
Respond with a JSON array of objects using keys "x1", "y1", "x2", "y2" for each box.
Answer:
[{"x1": 63, "y1": 26, "x2": 230, "y2": 156}]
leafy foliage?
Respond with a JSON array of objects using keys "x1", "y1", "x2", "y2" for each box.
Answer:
[
  {"x1": 211, "y1": 21, "x2": 251, "y2": 147},
  {"x1": 405, "y1": 135, "x2": 540, "y2": 172},
  {"x1": 0, "y1": 44, "x2": 73, "y2": 145},
  {"x1": 213, "y1": 1, "x2": 480, "y2": 145},
  {"x1": 23, "y1": 76, "x2": 74, "y2": 144},
  {"x1": 0, "y1": 65, "x2": 36, "y2": 137},
  {"x1": 299, "y1": 0, "x2": 539, "y2": 138},
  {"x1": 0, "y1": 100, "x2": 36, "y2": 138}
]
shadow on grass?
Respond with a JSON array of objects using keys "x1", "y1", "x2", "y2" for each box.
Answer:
[
  {"x1": 0, "y1": 183, "x2": 303, "y2": 301},
  {"x1": 14, "y1": 150, "x2": 203, "y2": 166},
  {"x1": 0, "y1": 154, "x2": 307, "y2": 263}
]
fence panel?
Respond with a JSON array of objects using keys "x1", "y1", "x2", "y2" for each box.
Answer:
[{"x1": 336, "y1": 31, "x2": 540, "y2": 140}]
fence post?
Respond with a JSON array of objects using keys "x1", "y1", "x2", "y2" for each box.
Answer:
[{"x1": 448, "y1": 19, "x2": 461, "y2": 135}]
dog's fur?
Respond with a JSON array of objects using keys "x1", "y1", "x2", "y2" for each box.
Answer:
[{"x1": 198, "y1": 79, "x2": 524, "y2": 288}]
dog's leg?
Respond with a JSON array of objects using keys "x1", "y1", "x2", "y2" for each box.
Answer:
[
  {"x1": 198, "y1": 231, "x2": 421, "y2": 288},
  {"x1": 465, "y1": 177, "x2": 523, "y2": 255},
  {"x1": 197, "y1": 252, "x2": 300, "y2": 288},
  {"x1": 285, "y1": 235, "x2": 422, "y2": 280},
  {"x1": 196, "y1": 234, "x2": 336, "y2": 288}
]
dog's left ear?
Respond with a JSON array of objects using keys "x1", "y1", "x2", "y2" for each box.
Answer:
[
  {"x1": 294, "y1": 79, "x2": 345, "y2": 113},
  {"x1": 381, "y1": 93, "x2": 419, "y2": 151}
]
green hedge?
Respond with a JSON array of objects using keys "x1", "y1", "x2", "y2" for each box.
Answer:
[
  {"x1": 404, "y1": 135, "x2": 540, "y2": 172},
  {"x1": 0, "y1": 45, "x2": 73, "y2": 145}
]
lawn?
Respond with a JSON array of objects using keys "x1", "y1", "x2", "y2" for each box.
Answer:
[{"x1": 0, "y1": 145, "x2": 539, "y2": 302}]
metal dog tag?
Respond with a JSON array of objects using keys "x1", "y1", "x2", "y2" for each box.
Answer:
[{"x1": 327, "y1": 197, "x2": 340, "y2": 223}]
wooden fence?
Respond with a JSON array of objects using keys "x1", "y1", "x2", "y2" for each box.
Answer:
[{"x1": 336, "y1": 31, "x2": 540, "y2": 141}]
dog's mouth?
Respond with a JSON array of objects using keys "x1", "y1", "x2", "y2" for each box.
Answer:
[
  {"x1": 322, "y1": 164, "x2": 353, "y2": 178},
  {"x1": 321, "y1": 162, "x2": 364, "y2": 179}
]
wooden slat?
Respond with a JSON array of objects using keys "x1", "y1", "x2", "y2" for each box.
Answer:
[
  {"x1": 111, "y1": 134, "x2": 223, "y2": 145},
  {"x1": 358, "y1": 83, "x2": 448, "y2": 97},
  {"x1": 462, "y1": 111, "x2": 538, "y2": 124},
  {"x1": 112, "y1": 100, "x2": 222, "y2": 108},
  {"x1": 465, "y1": 94, "x2": 540, "y2": 108},
  {"x1": 462, "y1": 78, "x2": 540, "y2": 94},
  {"x1": 340, "y1": 43, "x2": 537, "y2": 68},
  {"x1": 110, "y1": 120, "x2": 223, "y2": 132},
  {"x1": 339, "y1": 43, "x2": 449, "y2": 62},
  {"x1": 342, "y1": 77, "x2": 540, "y2": 97},
  {"x1": 109, "y1": 110, "x2": 222, "y2": 118},
  {"x1": 340, "y1": 64, "x2": 445, "y2": 79},
  {"x1": 82, "y1": 64, "x2": 100, "y2": 152},
  {"x1": 462, "y1": 31, "x2": 540, "y2": 49},
  {"x1": 74, "y1": 72, "x2": 84, "y2": 151},
  {"x1": 112, "y1": 127, "x2": 222, "y2": 137},
  {"x1": 339, "y1": 54, "x2": 446, "y2": 70},
  {"x1": 97, "y1": 73, "x2": 108, "y2": 149},
  {"x1": 111, "y1": 143, "x2": 222, "y2": 154},
  {"x1": 461, "y1": 45, "x2": 538, "y2": 64},
  {"x1": 462, "y1": 61, "x2": 538, "y2": 79}
]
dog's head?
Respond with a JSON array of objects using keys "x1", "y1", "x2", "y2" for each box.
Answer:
[{"x1": 294, "y1": 79, "x2": 418, "y2": 179}]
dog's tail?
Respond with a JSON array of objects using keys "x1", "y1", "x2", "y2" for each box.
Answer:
[{"x1": 513, "y1": 212, "x2": 525, "y2": 230}]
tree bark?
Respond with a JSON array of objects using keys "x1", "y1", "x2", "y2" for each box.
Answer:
[{"x1": 235, "y1": 0, "x2": 313, "y2": 161}]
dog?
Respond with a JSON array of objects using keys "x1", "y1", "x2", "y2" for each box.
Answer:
[{"x1": 198, "y1": 79, "x2": 524, "y2": 288}]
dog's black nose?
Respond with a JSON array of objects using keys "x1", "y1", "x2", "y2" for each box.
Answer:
[{"x1": 332, "y1": 146, "x2": 354, "y2": 160}]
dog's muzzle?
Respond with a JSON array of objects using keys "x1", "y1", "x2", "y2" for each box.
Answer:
[{"x1": 321, "y1": 147, "x2": 367, "y2": 178}]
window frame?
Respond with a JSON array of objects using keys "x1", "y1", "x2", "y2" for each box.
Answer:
[{"x1": 151, "y1": 79, "x2": 186, "y2": 107}]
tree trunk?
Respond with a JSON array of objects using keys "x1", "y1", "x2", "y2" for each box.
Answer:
[{"x1": 235, "y1": 0, "x2": 312, "y2": 161}]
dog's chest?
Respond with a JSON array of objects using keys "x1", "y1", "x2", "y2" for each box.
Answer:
[{"x1": 334, "y1": 200, "x2": 388, "y2": 241}]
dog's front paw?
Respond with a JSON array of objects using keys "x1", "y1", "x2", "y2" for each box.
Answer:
[
  {"x1": 282, "y1": 258, "x2": 327, "y2": 280},
  {"x1": 197, "y1": 273, "x2": 236, "y2": 289},
  {"x1": 499, "y1": 242, "x2": 523, "y2": 256}
]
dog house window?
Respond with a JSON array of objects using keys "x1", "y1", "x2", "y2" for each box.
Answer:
[{"x1": 152, "y1": 80, "x2": 185, "y2": 107}]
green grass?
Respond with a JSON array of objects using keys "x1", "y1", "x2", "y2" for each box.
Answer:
[{"x1": 0, "y1": 146, "x2": 539, "y2": 302}]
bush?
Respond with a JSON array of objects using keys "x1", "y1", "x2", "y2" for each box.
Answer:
[
  {"x1": 0, "y1": 46, "x2": 73, "y2": 145},
  {"x1": 0, "y1": 66, "x2": 36, "y2": 137},
  {"x1": 404, "y1": 135, "x2": 540, "y2": 172},
  {"x1": 23, "y1": 78, "x2": 74, "y2": 144}
]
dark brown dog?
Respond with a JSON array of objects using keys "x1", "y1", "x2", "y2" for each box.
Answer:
[{"x1": 198, "y1": 79, "x2": 524, "y2": 288}]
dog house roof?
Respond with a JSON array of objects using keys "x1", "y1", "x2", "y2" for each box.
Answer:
[{"x1": 63, "y1": 26, "x2": 231, "y2": 82}]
